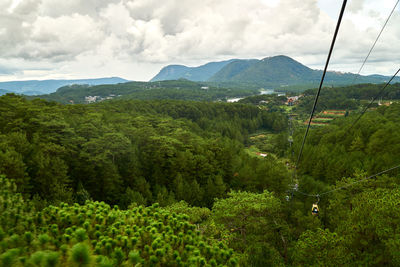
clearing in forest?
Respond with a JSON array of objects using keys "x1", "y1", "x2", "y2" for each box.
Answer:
[{"x1": 305, "y1": 109, "x2": 347, "y2": 126}]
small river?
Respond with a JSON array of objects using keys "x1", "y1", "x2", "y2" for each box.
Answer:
[{"x1": 226, "y1": 89, "x2": 283, "y2": 102}]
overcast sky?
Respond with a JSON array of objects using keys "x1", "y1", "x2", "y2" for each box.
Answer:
[{"x1": 0, "y1": 0, "x2": 399, "y2": 82}]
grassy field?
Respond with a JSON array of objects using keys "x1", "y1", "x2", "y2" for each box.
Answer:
[
  {"x1": 303, "y1": 109, "x2": 347, "y2": 126},
  {"x1": 245, "y1": 146, "x2": 278, "y2": 159},
  {"x1": 312, "y1": 118, "x2": 333, "y2": 123},
  {"x1": 247, "y1": 131, "x2": 280, "y2": 159},
  {"x1": 281, "y1": 105, "x2": 294, "y2": 112}
]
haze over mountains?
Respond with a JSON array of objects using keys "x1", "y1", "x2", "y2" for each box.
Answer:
[
  {"x1": 0, "y1": 77, "x2": 128, "y2": 95},
  {"x1": 152, "y1": 55, "x2": 399, "y2": 87}
]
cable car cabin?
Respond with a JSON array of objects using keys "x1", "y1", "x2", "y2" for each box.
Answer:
[{"x1": 311, "y1": 204, "x2": 319, "y2": 216}]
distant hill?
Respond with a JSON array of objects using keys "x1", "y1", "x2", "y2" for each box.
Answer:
[
  {"x1": 151, "y1": 60, "x2": 236, "y2": 82},
  {"x1": 0, "y1": 89, "x2": 12, "y2": 96},
  {"x1": 210, "y1": 60, "x2": 259, "y2": 81},
  {"x1": 0, "y1": 77, "x2": 129, "y2": 95},
  {"x1": 210, "y1": 56, "x2": 316, "y2": 85},
  {"x1": 32, "y1": 79, "x2": 259, "y2": 104},
  {"x1": 152, "y1": 55, "x2": 399, "y2": 88}
]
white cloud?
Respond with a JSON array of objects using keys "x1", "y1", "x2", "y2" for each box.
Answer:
[
  {"x1": 0, "y1": 0, "x2": 399, "y2": 81},
  {"x1": 348, "y1": 0, "x2": 366, "y2": 13},
  {"x1": 14, "y1": 14, "x2": 104, "y2": 61}
]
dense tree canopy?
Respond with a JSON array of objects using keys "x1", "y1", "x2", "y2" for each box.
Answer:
[
  {"x1": 0, "y1": 94, "x2": 289, "y2": 208},
  {"x1": 0, "y1": 176, "x2": 238, "y2": 266},
  {"x1": 295, "y1": 83, "x2": 400, "y2": 113},
  {"x1": 32, "y1": 80, "x2": 260, "y2": 104},
  {"x1": 2, "y1": 85, "x2": 400, "y2": 266}
]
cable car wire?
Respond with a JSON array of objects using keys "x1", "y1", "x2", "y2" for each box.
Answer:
[
  {"x1": 347, "y1": 67, "x2": 400, "y2": 132},
  {"x1": 293, "y1": 164, "x2": 400, "y2": 198},
  {"x1": 292, "y1": 68, "x2": 400, "y2": 202},
  {"x1": 296, "y1": 0, "x2": 348, "y2": 167},
  {"x1": 350, "y1": 0, "x2": 399, "y2": 85},
  {"x1": 287, "y1": 1, "x2": 399, "y2": 211}
]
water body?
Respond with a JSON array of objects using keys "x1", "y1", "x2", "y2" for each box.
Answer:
[
  {"x1": 260, "y1": 89, "x2": 285, "y2": 96},
  {"x1": 259, "y1": 89, "x2": 274, "y2": 95},
  {"x1": 227, "y1": 88, "x2": 283, "y2": 102},
  {"x1": 227, "y1": 98, "x2": 243, "y2": 103}
]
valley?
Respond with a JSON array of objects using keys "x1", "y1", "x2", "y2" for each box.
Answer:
[
  {"x1": 2, "y1": 80, "x2": 400, "y2": 265},
  {"x1": 2, "y1": 0, "x2": 400, "y2": 265}
]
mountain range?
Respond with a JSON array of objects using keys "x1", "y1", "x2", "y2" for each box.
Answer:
[
  {"x1": 2, "y1": 56, "x2": 398, "y2": 96},
  {"x1": 0, "y1": 77, "x2": 128, "y2": 95},
  {"x1": 151, "y1": 55, "x2": 399, "y2": 88}
]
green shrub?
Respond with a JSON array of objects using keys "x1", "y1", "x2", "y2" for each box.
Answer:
[
  {"x1": 24, "y1": 232, "x2": 33, "y2": 245},
  {"x1": 29, "y1": 251, "x2": 46, "y2": 266},
  {"x1": 129, "y1": 250, "x2": 142, "y2": 265},
  {"x1": 113, "y1": 247, "x2": 124, "y2": 265},
  {"x1": 149, "y1": 255, "x2": 158, "y2": 265},
  {"x1": 0, "y1": 249, "x2": 19, "y2": 267},
  {"x1": 60, "y1": 244, "x2": 68, "y2": 256},
  {"x1": 75, "y1": 228, "x2": 87, "y2": 242},
  {"x1": 38, "y1": 234, "x2": 50, "y2": 246},
  {"x1": 0, "y1": 177, "x2": 237, "y2": 267},
  {"x1": 44, "y1": 251, "x2": 60, "y2": 267},
  {"x1": 96, "y1": 256, "x2": 113, "y2": 267},
  {"x1": 70, "y1": 243, "x2": 91, "y2": 266}
]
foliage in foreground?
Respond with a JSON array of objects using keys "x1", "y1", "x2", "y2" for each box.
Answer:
[{"x1": 0, "y1": 177, "x2": 238, "y2": 266}]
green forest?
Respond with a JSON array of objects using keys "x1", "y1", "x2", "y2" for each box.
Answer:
[
  {"x1": 33, "y1": 80, "x2": 260, "y2": 104},
  {"x1": 1, "y1": 82, "x2": 400, "y2": 266},
  {"x1": 296, "y1": 83, "x2": 400, "y2": 113}
]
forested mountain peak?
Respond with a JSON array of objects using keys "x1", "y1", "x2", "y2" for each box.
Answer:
[
  {"x1": 150, "y1": 59, "x2": 237, "y2": 82},
  {"x1": 151, "y1": 55, "x2": 315, "y2": 85},
  {"x1": 260, "y1": 55, "x2": 312, "y2": 72},
  {"x1": 152, "y1": 55, "x2": 399, "y2": 88},
  {"x1": 209, "y1": 55, "x2": 314, "y2": 85},
  {"x1": 262, "y1": 55, "x2": 303, "y2": 63}
]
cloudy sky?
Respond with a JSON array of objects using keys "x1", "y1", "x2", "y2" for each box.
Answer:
[{"x1": 0, "y1": 0, "x2": 399, "y2": 81}]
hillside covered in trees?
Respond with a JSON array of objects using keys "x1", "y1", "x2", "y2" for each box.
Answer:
[
  {"x1": 32, "y1": 80, "x2": 260, "y2": 104},
  {"x1": 295, "y1": 83, "x2": 400, "y2": 113},
  {"x1": 2, "y1": 89, "x2": 400, "y2": 266},
  {"x1": 151, "y1": 56, "x2": 400, "y2": 88},
  {"x1": 0, "y1": 94, "x2": 289, "y2": 208}
]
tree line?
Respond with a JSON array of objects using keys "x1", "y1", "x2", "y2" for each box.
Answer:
[
  {"x1": 0, "y1": 94, "x2": 289, "y2": 208},
  {"x1": 33, "y1": 80, "x2": 260, "y2": 104},
  {"x1": 295, "y1": 83, "x2": 400, "y2": 113}
]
